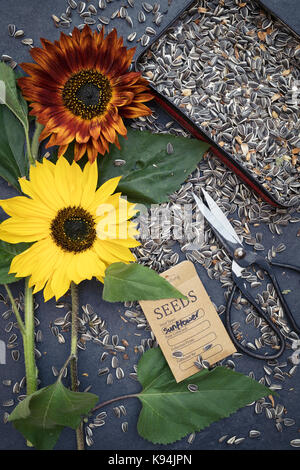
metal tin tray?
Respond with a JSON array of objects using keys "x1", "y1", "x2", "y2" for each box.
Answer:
[{"x1": 135, "y1": 0, "x2": 297, "y2": 209}]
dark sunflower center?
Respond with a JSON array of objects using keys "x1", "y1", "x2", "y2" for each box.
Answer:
[
  {"x1": 51, "y1": 206, "x2": 96, "y2": 253},
  {"x1": 62, "y1": 70, "x2": 112, "y2": 120}
]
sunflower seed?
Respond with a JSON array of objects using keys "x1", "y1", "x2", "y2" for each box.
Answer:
[
  {"x1": 290, "y1": 439, "x2": 300, "y2": 447},
  {"x1": 249, "y1": 430, "x2": 261, "y2": 438},
  {"x1": 127, "y1": 32, "x2": 137, "y2": 42},
  {"x1": 99, "y1": 0, "x2": 106, "y2": 9},
  {"x1": 120, "y1": 6, "x2": 128, "y2": 18},
  {"x1": 234, "y1": 437, "x2": 245, "y2": 445},
  {"x1": 187, "y1": 384, "x2": 198, "y2": 392},
  {"x1": 145, "y1": 26, "x2": 156, "y2": 36},
  {"x1": 226, "y1": 436, "x2": 236, "y2": 445},
  {"x1": 88, "y1": 5, "x2": 97, "y2": 15},
  {"x1": 98, "y1": 367, "x2": 109, "y2": 376},
  {"x1": 12, "y1": 382, "x2": 20, "y2": 394},
  {"x1": 138, "y1": 11, "x2": 146, "y2": 23},
  {"x1": 11, "y1": 350, "x2": 20, "y2": 361},
  {"x1": 2, "y1": 399, "x2": 14, "y2": 407},
  {"x1": 121, "y1": 421, "x2": 128, "y2": 432},
  {"x1": 2, "y1": 379, "x2": 11, "y2": 386},
  {"x1": 21, "y1": 38, "x2": 33, "y2": 46},
  {"x1": 111, "y1": 356, "x2": 118, "y2": 368},
  {"x1": 187, "y1": 432, "x2": 195, "y2": 444},
  {"x1": 84, "y1": 17, "x2": 96, "y2": 25},
  {"x1": 125, "y1": 16, "x2": 133, "y2": 28},
  {"x1": 78, "y1": 2, "x2": 86, "y2": 14},
  {"x1": 98, "y1": 16, "x2": 110, "y2": 25},
  {"x1": 114, "y1": 159, "x2": 126, "y2": 167},
  {"x1": 113, "y1": 406, "x2": 121, "y2": 418},
  {"x1": 283, "y1": 418, "x2": 295, "y2": 427},
  {"x1": 68, "y1": 0, "x2": 77, "y2": 8},
  {"x1": 166, "y1": 142, "x2": 174, "y2": 154},
  {"x1": 116, "y1": 367, "x2": 124, "y2": 379},
  {"x1": 8, "y1": 24, "x2": 16, "y2": 36},
  {"x1": 106, "y1": 373, "x2": 113, "y2": 385},
  {"x1": 142, "y1": 2, "x2": 153, "y2": 12}
]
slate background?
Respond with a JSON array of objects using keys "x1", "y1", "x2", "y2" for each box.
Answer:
[{"x1": 0, "y1": 0, "x2": 299, "y2": 452}]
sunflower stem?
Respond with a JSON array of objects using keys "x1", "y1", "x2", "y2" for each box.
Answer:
[
  {"x1": 91, "y1": 394, "x2": 138, "y2": 413},
  {"x1": 23, "y1": 277, "x2": 38, "y2": 448},
  {"x1": 4, "y1": 284, "x2": 26, "y2": 336},
  {"x1": 70, "y1": 281, "x2": 85, "y2": 451},
  {"x1": 31, "y1": 121, "x2": 44, "y2": 162},
  {"x1": 25, "y1": 130, "x2": 35, "y2": 166},
  {"x1": 23, "y1": 278, "x2": 37, "y2": 397}
]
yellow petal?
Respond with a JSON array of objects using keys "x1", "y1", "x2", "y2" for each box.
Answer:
[
  {"x1": 93, "y1": 239, "x2": 124, "y2": 266},
  {"x1": 10, "y1": 238, "x2": 61, "y2": 282},
  {"x1": 80, "y1": 160, "x2": 99, "y2": 209},
  {"x1": 88, "y1": 176, "x2": 122, "y2": 212},
  {"x1": 98, "y1": 239, "x2": 136, "y2": 263},
  {"x1": 50, "y1": 251, "x2": 73, "y2": 300},
  {"x1": 70, "y1": 161, "x2": 84, "y2": 206},
  {"x1": 0, "y1": 217, "x2": 50, "y2": 243},
  {"x1": 28, "y1": 160, "x2": 65, "y2": 211},
  {"x1": 0, "y1": 196, "x2": 53, "y2": 220},
  {"x1": 44, "y1": 278, "x2": 55, "y2": 302},
  {"x1": 54, "y1": 157, "x2": 73, "y2": 206}
]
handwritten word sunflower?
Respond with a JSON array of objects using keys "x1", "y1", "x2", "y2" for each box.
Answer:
[
  {"x1": 18, "y1": 26, "x2": 153, "y2": 162},
  {"x1": 0, "y1": 158, "x2": 140, "y2": 301}
]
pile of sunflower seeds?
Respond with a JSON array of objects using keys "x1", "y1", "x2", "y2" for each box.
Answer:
[
  {"x1": 2, "y1": 0, "x2": 174, "y2": 68},
  {"x1": 137, "y1": 0, "x2": 300, "y2": 206},
  {"x1": 51, "y1": 0, "x2": 171, "y2": 45}
]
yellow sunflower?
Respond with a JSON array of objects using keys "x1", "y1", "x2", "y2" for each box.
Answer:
[
  {"x1": 18, "y1": 25, "x2": 153, "y2": 163},
  {"x1": 0, "y1": 157, "x2": 140, "y2": 301}
]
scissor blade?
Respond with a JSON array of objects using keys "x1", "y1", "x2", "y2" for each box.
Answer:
[
  {"x1": 201, "y1": 188, "x2": 242, "y2": 245},
  {"x1": 193, "y1": 193, "x2": 239, "y2": 246},
  {"x1": 232, "y1": 260, "x2": 244, "y2": 278}
]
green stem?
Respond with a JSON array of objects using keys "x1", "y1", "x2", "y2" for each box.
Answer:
[
  {"x1": 25, "y1": 129, "x2": 35, "y2": 166},
  {"x1": 23, "y1": 278, "x2": 37, "y2": 397},
  {"x1": 30, "y1": 122, "x2": 44, "y2": 162},
  {"x1": 91, "y1": 394, "x2": 138, "y2": 414},
  {"x1": 70, "y1": 282, "x2": 85, "y2": 451},
  {"x1": 4, "y1": 284, "x2": 26, "y2": 336}
]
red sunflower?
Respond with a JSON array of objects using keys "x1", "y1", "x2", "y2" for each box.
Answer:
[{"x1": 18, "y1": 25, "x2": 153, "y2": 162}]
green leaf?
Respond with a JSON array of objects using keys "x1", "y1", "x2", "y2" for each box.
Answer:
[
  {"x1": 0, "y1": 106, "x2": 26, "y2": 189},
  {"x1": 0, "y1": 240, "x2": 31, "y2": 284},
  {"x1": 97, "y1": 128, "x2": 210, "y2": 206},
  {"x1": 0, "y1": 64, "x2": 29, "y2": 189},
  {"x1": 8, "y1": 379, "x2": 98, "y2": 450},
  {"x1": 102, "y1": 262, "x2": 187, "y2": 302},
  {"x1": 0, "y1": 62, "x2": 29, "y2": 130},
  {"x1": 136, "y1": 348, "x2": 272, "y2": 444}
]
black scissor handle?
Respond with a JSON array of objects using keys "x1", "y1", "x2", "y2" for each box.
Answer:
[
  {"x1": 255, "y1": 257, "x2": 300, "y2": 335},
  {"x1": 226, "y1": 274, "x2": 286, "y2": 360}
]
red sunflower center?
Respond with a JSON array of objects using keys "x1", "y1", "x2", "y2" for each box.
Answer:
[{"x1": 62, "y1": 70, "x2": 112, "y2": 120}]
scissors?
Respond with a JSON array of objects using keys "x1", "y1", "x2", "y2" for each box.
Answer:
[{"x1": 193, "y1": 189, "x2": 300, "y2": 360}]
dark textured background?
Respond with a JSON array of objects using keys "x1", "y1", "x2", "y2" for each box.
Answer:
[
  {"x1": 0, "y1": 0, "x2": 299, "y2": 452},
  {"x1": 257, "y1": 0, "x2": 300, "y2": 39}
]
